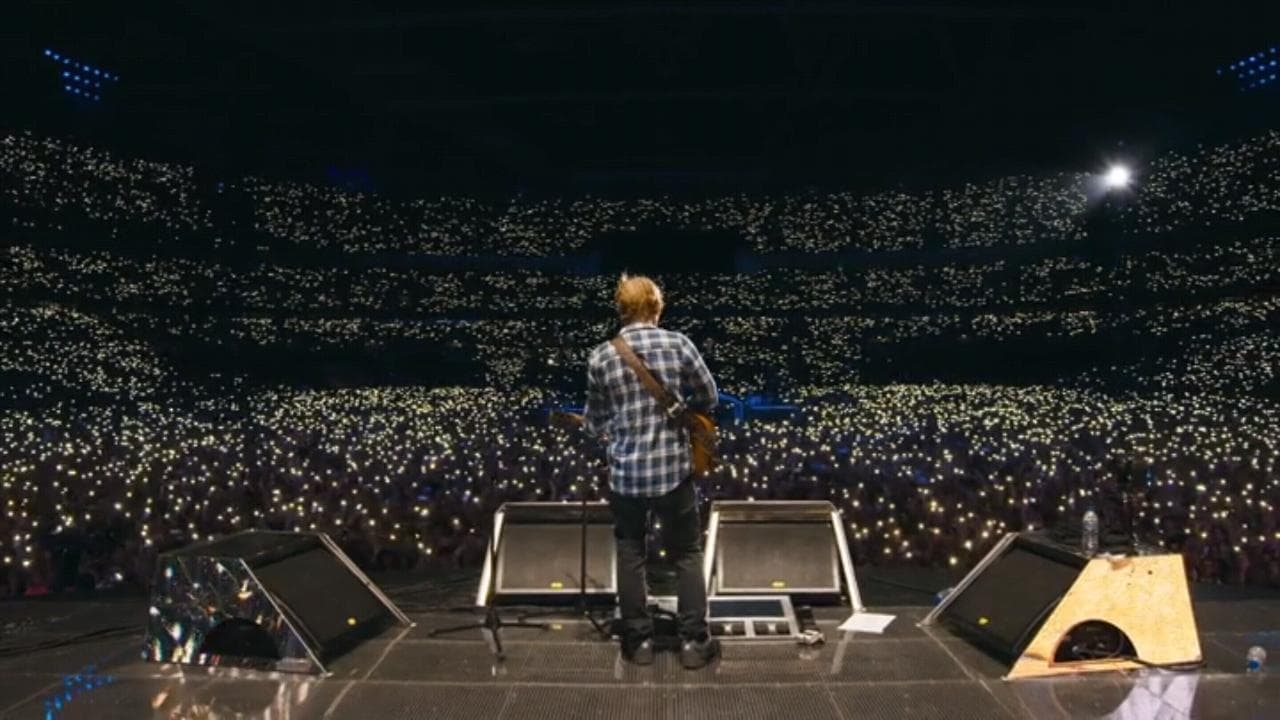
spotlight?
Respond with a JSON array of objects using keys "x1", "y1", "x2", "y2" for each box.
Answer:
[{"x1": 1103, "y1": 165, "x2": 1132, "y2": 189}]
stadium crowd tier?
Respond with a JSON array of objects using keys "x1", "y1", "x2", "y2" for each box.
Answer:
[
  {"x1": 0, "y1": 133, "x2": 213, "y2": 237},
  {"x1": 0, "y1": 129, "x2": 1278, "y2": 597},
  {"x1": 1, "y1": 385, "x2": 1277, "y2": 598},
  {"x1": 3, "y1": 234, "x2": 1279, "y2": 315},
  {"x1": 7, "y1": 129, "x2": 1280, "y2": 255}
]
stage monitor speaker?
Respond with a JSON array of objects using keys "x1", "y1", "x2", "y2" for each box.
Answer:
[
  {"x1": 922, "y1": 532, "x2": 1202, "y2": 679},
  {"x1": 704, "y1": 500, "x2": 863, "y2": 609},
  {"x1": 478, "y1": 501, "x2": 616, "y2": 605},
  {"x1": 143, "y1": 530, "x2": 412, "y2": 674}
]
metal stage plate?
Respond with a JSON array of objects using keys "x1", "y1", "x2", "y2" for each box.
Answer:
[{"x1": 1, "y1": 590, "x2": 1277, "y2": 719}]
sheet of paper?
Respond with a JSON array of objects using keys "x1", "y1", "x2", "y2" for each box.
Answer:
[{"x1": 838, "y1": 611, "x2": 896, "y2": 634}]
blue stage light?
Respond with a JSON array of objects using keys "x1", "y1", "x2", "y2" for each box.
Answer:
[
  {"x1": 94, "y1": 69, "x2": 100, "y2": 76},
  {"x1": 44, "y1": 49, "x2": 51, "y2": 56},
  {"x1": 64, "y1": 85, "x2": 71, "y2": 92}
]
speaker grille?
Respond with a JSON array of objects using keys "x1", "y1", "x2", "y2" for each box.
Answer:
[
  {"x1": 496, "y1": 525, "x2": 615, "y2": 593},
  {"x1": 717, "y1": 523, "x2": 839, "y2": 593},
  {"x1": 940, "y1": 539, "x2": 1084, "y2": 661},
  {"x1": 252, "y1": 546, "x2": 392, "y2": 658}
]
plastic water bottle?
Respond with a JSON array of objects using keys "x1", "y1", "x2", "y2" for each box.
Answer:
[
  {"x1": 1246, "y1": 646, "x2": 1266, "y2": 672},
  {"x1": 1082, "y1": 507, "x2": 1100, "y2": 557}
]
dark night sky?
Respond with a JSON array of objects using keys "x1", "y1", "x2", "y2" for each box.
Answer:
[{"x1": 5, "y1": 1, "x2": 1280, "y2": 197}]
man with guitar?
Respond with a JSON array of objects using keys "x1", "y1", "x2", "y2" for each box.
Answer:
[{"x1": 577, "y1": 274, "x2": 720, "y2": 669}]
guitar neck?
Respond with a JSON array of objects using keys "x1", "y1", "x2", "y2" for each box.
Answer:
[{"x1": 549, "y1": 410, "x2": 585, "y2": 429}]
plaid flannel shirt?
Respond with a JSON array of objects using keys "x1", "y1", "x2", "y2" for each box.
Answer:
[{"x1": 583, "y1": 322, "x2": 718, "y2": 497}]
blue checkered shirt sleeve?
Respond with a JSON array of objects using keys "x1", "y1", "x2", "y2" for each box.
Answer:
[{"x1": 583, "y1": 325, "x2": 717, "y2": 497}]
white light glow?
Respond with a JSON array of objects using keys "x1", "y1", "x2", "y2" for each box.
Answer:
[{"x1": 1104, "y1": 164, "x2": 1132, "y2": 188}]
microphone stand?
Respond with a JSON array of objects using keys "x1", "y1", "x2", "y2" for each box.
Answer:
[
  {"x1": 429, "y1": 507, "x2": 550, "y2": 660},
  {"x1": 1116, "y1": 462, "x2": 1143, "y2": 556},
  {"x1": 525, "y1": 410, "x2": 612, "y2": 639}
]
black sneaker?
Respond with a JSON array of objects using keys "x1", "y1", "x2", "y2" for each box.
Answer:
[
  {"x1": 679, "y1": 635, "x2": 721, "y2": 670},
  {"x1": 622, "y1": 638, "x2": 655, "y2": 666}
]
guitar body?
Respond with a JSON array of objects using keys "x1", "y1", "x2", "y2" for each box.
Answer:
[
  {"x1": 550, "y1": 410, "x2": 719, "y2": 474},
  {"x1": 685, "y1": 411, "x2": 719, "y2": 475}
]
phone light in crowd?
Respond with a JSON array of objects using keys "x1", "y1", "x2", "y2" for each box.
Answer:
[
  {"x1": 42, "y1": 48, "x2": 120, "y2": 102},
  {"x1": 1103, "y1": 164, "x2": 1132, "y2": 189}
]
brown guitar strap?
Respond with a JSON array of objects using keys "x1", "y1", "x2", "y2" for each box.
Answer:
[{"x1": 610, "y1": 337, "x2": 685, "y2": 419}]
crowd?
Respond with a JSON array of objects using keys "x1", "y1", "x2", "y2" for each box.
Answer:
[
  {"x1": 0, "y1": 133, "x2": 212, "y2": 237},
  {"x1": 1, "y1": 384, "x2": 1277, "y2": 598},
  {"x1": 240, "y1": 129, "x2": 1280, "y2": 254},
  {"x1": 4, "y1": 234, "x2": 1278, "y2": 316},
  {"x1": 1, "y1": 128, "x2": 1278, "y2": 597},
  {"x1": 6, "y1": 129, "x2": 1280, "y2": 256},
  {"x1": 1120, "y1": 130, "x2": 1280, "y2": 235},
  {"x1": 4, "y1": 293, "x2": 1256, "y2": 395}
]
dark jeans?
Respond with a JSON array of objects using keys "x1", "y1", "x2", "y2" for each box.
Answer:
[{"x1": 609, "y1": 478, "x2": 708, "y2": 642}]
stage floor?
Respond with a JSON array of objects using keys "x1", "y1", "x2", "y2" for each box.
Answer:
[{"x1": 1, "y1": 584, "x2": 1277, "y2": 719}]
